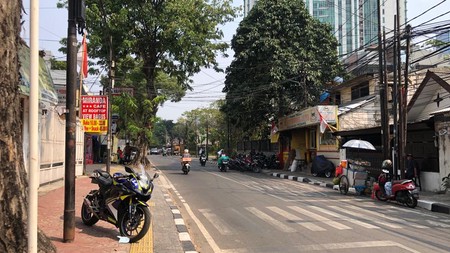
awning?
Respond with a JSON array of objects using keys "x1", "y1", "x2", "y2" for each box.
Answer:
[
  {"x1": 338, "y1": 96, "x2": 376, "y2": 115},
  {"x1": 18, "y1": 44, "x2": 58, "y2": 105}
]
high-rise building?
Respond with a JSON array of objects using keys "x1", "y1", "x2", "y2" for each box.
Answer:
[
  {"x1": 243, "y1": 0, "x2": 406, "y2": 58},
  {"x1": 243, "y1": 0, "x2": 257, "y2": 17},
  {"x1": 436, "y1": 30, "x2": 450, "y2": 54}
]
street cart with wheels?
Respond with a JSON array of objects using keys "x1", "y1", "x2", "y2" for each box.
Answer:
[
  {"x1": 339, "y1": 160, "x2": 369, "y2": 195},
  {"x1": 339, "y1": 139, "x2": 376, "y2": 195}
]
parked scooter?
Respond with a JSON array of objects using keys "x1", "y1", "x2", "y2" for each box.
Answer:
[{"x1": 373, "y1": 169, "x2": 419, "y2": 208}]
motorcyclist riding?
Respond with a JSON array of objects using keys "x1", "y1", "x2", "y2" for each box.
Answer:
[
  {"x1": 218, "y1": 153, "x2": 230, "y2": 171},
  {"x1": 199, "y1": 148, "x2": 207, "y2": 166},
  {"x1": 379, "y1": 159, "x2": 393, "y2": 196},
  {"x1": 181, "y1": 149, "x2": 191, "y2": 164}
]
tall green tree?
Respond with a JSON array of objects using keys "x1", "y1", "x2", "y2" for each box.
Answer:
[
  {"x1": 223, "y1": 0, "x2": 343, "y2": 133},
  {"x1": 152, "y1": 118, "x2": 175, "y2": 147},
  {"x1": 175, "y1": 102, "x2": 228, "y2": 156},
  {"x1": 58, "y1": 0, "x2": 238, "y2": 163}
]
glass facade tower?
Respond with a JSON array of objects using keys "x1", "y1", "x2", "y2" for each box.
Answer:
[{"x1": 243, "y1": 0, "x2": 406, "y2": 58}]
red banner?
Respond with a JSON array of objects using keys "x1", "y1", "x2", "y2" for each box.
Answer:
[{"x1": 80, "y1": 95, "x2": 108, "y2": 134}]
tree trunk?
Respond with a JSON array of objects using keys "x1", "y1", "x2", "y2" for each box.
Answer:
[{"x1": 0, "y1": 1, "x2": 55, "y2": 252}]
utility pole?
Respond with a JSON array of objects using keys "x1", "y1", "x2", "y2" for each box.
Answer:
[
  {"x1": 206, "y1": 119, "x2": 209, "y2": 160},
  {"x1": 28, "y1": 0, "x2": 39, "y2": 251},
  {"x1": 64, "y1": 0, "x2": 84, "y2": 242},
  {"x1": 377, "y1": 0, "x2": 390, "y2": 160},
  {"x1": 106, "y1": 35, "x2": 114, "y2": 173},
  {"x1": 401, "y1": 25, "x2": 412, "y2": 177},
  {"x1": 392, "y1": 16, "x2": 398, "y2": 179},
  {"x1": 396, "y1": 0, "x2": 405, "y2": 179},
  {"x1": 227, "y1": 115, "x2": 231, "y2": 154}
]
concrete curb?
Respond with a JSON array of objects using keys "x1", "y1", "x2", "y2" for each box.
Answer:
[
  {"x1": 268, "y1": 171, "x2": 450, "y2": 215},
  {"x1": 160, "y1": 183, "x2": 198, "y2": 253},
  {"x1": 150, "y1": 160, "x2": 198, "y2": 253},
  {"x1": 169, "y1": 205, "x2": 197, "y2": 253}
]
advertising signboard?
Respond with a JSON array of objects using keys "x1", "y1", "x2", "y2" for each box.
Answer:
[
  {"x1": 111, "y1": 87, "x2": 134, "y2": 97},
  {"x1": 278, "y1": 105, "x2": 337, "y2": 131},
  {"x1": 80, "y1": 95, "x2": 108, "y2": 134}
]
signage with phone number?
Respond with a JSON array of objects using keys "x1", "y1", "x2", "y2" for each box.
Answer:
[{"x1": 80, "y1": 95, "x2": 108, "y2": 133}]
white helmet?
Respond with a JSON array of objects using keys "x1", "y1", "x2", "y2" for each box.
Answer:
[
  {"x1": 184, "y1": 149, "x2": 189, "y2": 153},
  {"x1": 382, "y1": 159, "x2": 392, "y2": 168}
]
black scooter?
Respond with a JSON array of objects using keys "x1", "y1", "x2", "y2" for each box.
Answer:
[
  {"x1": 200, "y1": 154, "x2": 207, "y2": 166},
  {"x1": 219, "y1": 160, "x2": 229, "y2": 172}
]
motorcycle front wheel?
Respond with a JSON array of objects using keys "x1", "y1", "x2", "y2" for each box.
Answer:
[
  {"x1": 375, "y1": 190, "x2": 388, "y2": 201},
  {"x1": 119, "y1": 205, "x2": 151, "y2": 243},
  {"x1": 405, "y1": 192, "x2": 418, "y2": 208},
  {"x1": 81, "y1": 194, "x2": 99, "y2": 226}
]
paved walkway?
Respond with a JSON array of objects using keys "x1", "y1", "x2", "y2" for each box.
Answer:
[{"x1": 38, "y1": 163, "x2": 186, "y2": 253}]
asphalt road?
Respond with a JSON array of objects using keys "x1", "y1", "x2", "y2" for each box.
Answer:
[{"x1": 150, "y1": 155, "x2": 450, "y2": 253}]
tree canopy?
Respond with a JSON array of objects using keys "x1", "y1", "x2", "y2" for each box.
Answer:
[
  {"x1": 57, "y1": 0, "x2": 239, "y2": 161},
  {"x1": 223, "y1": 0, "x2": 343, "y2": 133}
]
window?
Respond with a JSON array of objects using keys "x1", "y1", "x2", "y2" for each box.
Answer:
[
  {"x1": 334, "y1": 92, "x2": 341, "y2": 105},
  {"x1": 351, "y1": 82, "x2": 370, "y2": 100},
  {"x1": 309, "y1": 129, "x2": 317, "y2": 149}
]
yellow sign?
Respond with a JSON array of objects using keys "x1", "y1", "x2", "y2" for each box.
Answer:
[{"x1": 81, "y1": 119, "x2": 108, "y2": 133}]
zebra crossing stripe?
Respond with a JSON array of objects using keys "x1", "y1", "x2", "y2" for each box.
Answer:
[
  {"x1": 308, "y1": 205, "x2": 379, "y2": 229},
  {"x1": 345, "y1": 205, "x2": 429, "y2": 229},
  {"x1": 296, "y1": 240, "x2": 421, "y2": 252},
  {"x1": 266, "y1": 206, "x2": 326, "y2": 231},
  {"x1": 328, "y1": 206, "x2": 402, "y2": 229},
  {"x1": 288, "y1": 206, "x2": 351, "y2": 230},
  {"x1": 198, "y1": 209, "x2": 234, "y2": 235},
  {"x1": 246, "y1": 207, "x2": 297, "y2": 232}
]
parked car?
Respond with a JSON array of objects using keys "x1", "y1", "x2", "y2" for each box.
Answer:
[{"x1": 150, "y1": 148, "x2": 159, "y2": 155}]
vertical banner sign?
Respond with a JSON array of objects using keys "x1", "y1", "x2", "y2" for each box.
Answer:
[{"x1": 80, "y1": 95, "x2": 108, "y2": 134}]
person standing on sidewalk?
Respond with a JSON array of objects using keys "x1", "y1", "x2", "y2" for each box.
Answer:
[
  {"x1": 124, "y1": 142, "x2": 132, "y2": 163},
  {"x1": 117, "y1": 146, "x2": 123, "y2": 164},
  {"x1": 405, "y1": 154, "x2": 419, "y2": 180}
]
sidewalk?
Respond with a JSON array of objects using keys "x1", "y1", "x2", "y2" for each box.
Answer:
[
  {"x1": 38, "y1": 164, "x2": 131, "y2": 253},
  {"x1": 38, "y1": 163, "x2": 186, "y2": 253},
  {"x1": 263, "y1": 168, "x2": 450, "y2": 215}
]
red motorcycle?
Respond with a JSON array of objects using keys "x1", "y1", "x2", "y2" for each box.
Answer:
[{"x1": 373, "y1": 178, "x2": 419, "y2": 208}]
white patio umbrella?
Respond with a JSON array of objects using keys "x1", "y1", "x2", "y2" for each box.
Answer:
[{"x1": 342, "y1": 139, "x2": 376, "y2": 150}]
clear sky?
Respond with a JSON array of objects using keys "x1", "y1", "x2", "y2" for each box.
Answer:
[{"x1": 21, "y1": 0, "x2": 450, "y2": 122}]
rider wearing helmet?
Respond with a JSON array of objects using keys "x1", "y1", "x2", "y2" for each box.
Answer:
[
  {"x1": 217, "y1": 153, "x2": 230, "y2": 169},
  {"x1": 379, "y1": 159, "x2": 393, "y2": 195},
  {"x1": 181, "y1": 149, "x2": 191, "y2": 166}
]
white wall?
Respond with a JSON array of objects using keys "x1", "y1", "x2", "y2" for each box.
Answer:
[
  {"x1": 420, "y1": 172, "x2": 441, "y2": 192},
  {"x1": 22, "y1": 98, "x2": 84, "y2": 185},
  {"x1": 436, "y1": 117, "x2": 450, "y2": 181}
]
